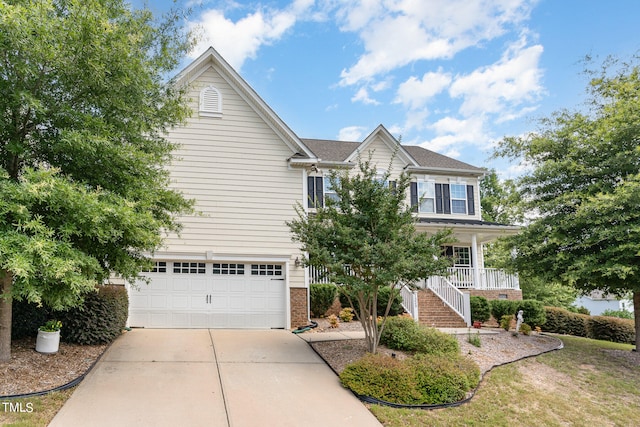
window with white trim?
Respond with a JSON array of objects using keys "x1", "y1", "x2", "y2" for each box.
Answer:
[
  {"x1": 251, "y1": 264, "x2": 283, "y2": 276},
  {"x1": 173, "y1": 262, "x2": 206, "y2": 274},
  {"x1": 418, "y1": 180, "x2": 436, "y2": 213},
  {"x1": 450, "y1": 183, "x2": 467, "y2": 214},
  {"x1": 199, "y1": 86, "x2": 222, "y2": 117},
  {"x1": 453, "y1": 247, "x2": 471, "y2": 266},
  {"x1": 323, "y1": 175, "x2": 340, "y2": 203}
]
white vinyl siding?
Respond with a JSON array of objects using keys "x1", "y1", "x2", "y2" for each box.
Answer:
[
  {"x1": 199, "y1": 86, "x2": 222, "y2": 117},
  {"x1": 164, "y1": 66, "x2": 304, "y2": 258}
]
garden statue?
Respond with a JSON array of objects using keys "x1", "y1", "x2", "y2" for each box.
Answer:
[{"x1": 515, "y1": 310, "x2": 524, "y2": 333}]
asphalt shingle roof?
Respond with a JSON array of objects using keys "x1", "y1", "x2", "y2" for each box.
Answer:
[{"x1": 301, "y1": 138, "x2": 485, "y2": 173}]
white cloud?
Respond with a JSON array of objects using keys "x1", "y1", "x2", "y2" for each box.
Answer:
[
  {"x1": 395, "y1": 69, "x2": 452, "y2": 110},
  {"x1": 336, "y1": 0, "x2": 536, "y2": 86},
  {"x1": 351, "y1": 87, "x2": 380, "y2": 105},
  {"x1": 188, "y1": 0, "x2": 313, "y2": 69},
  {"x1": 449, "y1": 37, "x2": 544, "y2": 117},
  {"x1": 423, "y1": 116, "x2": 489, "y2": 152},
  {"x1": 338, "y1": 126, "x2": 367, "y2": 141}
]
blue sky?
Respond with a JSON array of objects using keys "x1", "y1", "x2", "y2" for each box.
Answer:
[{"x1": 141, "y1": 0, "x2": 640, "y2": 177}]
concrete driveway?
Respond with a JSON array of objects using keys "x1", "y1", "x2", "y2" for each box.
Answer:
[{"x1": 49, "y1": 329, "x2": 381, "y2": 427}]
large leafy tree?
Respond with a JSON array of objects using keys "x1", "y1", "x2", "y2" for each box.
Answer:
[
  {"x1": 0, "y1": 0, "x2": 195, "y2": 360},
  {"x1": 288, "y1": 156, "x2": 452, "y2": 354},
  {"x1": 495, "y1": 56, "x2": 640, "y2": 349}
]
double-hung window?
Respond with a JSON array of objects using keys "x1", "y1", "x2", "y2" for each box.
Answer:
[
  {"x1": 323, "y1": 175, "x2": 340, "y2": 203},
  {"x1": 417, "y1": 180, "x2": 436, "y2": 213},
  {"x1": 450, "y1": 183, "x2": 467, "y2": 214}
]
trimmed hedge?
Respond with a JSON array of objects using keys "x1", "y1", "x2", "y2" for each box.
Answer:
[
  {"x1": 542, "y1": 306, "x2": 589, "y2": 337},
  {"x1": 587, "y1": 316, "x2": 635, "y2": 345},
  {"x1": 11, "y1": 299, "x2": 50, "y2": 339},
  {"x1": 489, "y1": 299, "x2": 517, "y2": 322},
  {"x1": 340, "y1": 353, "x2": 480, "y2": 405},
  {"x1": 56, "y1": 285, "x2": 129, "y2": 345},
  {"x1": 513, "y1": 300, "x2": 546, "y2": 327},
  {"x1": 379, "y1": 316, "x2": 459, "y2": 356},
  {"x1": 470, "y1": 296, "x2": 491, "y2": 323},
  {"x1": 339, "y1": 285, "x2": 403, "y2": 318},
  {"x1": 309, "y1": 283, "x2": 338, "y2": 317}
]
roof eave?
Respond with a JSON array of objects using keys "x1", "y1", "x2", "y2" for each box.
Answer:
[{"x1": 405, "y1": 166, "x2": 487, "y2": 177}]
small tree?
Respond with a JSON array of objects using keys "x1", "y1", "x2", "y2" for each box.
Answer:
[
  {"x1": 0, "y1": 0, "x2": 194, "y2": 360},
  {"x1": 288, "y1": 156, "x2": 451, "y2": 353}
]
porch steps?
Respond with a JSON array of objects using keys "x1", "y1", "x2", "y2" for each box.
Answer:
[{"x1": 417, "y1": 289, "x2": 468, "y2": 328}]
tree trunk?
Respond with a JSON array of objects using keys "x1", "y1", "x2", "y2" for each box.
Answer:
[
  {"x1": 634, "y1": 291, "x2": 639, "y2": 352},
  {"x1": 0, "y1": 270, "x2": 13, "y2": 361}
]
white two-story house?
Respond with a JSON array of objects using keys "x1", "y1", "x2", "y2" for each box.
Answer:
[{"x1": 126, "y1": 48, "x2": 520, "y2": 330}]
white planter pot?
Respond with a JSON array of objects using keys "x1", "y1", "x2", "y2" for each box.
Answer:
[{"x1": 36, "y1": 329, "x2": 60, "y2": 354}]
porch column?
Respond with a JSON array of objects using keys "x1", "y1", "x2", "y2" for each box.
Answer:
[{"x1": 471, "y1": 234, "x2": 481, "y2": 289}]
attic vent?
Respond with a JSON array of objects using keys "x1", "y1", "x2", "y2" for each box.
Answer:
[{"x1": 199, "y1": 86, "x2": 222, "y2": 117}]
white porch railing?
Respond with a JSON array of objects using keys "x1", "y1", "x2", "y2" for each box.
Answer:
[
  {"x1": 426, "y1": 276, "x2": 471, "y2": 327},
  {"x1": 430, "y1": 267, "x2": 519, "y2": 290},
  {"x1": 400, "y1": 284, "x2": 419, "y2": 320}
]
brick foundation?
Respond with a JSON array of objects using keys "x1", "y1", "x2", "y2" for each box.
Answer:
[
  {"x1": 290, "y1": 287, "x2": 309, "y2": 329},
  {"x1": 468, "y1": 289, "x2": 523, "y2": 301}
]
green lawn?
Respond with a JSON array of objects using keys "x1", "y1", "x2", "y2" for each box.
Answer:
[{"x1": 370, "y1": 335, "x2": 640, "y2": 427}]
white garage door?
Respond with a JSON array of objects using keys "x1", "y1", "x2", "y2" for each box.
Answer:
[{"x1": 128, "y1": 262, "x2": 286, "y2": 329}]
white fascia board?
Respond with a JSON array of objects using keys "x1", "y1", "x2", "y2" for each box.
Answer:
[
  {"x1": 346, "y1": 124, "x2": 418, "y2": 167},
  {"x1": 405, "y1": 166, "x2": 486, "y2": 177}
]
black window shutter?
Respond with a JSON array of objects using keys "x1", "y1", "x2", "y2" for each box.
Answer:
[
  {"x1": 443, "y1": 184, "x2": 451, "y2": 214},
  {"x1": 410, "y1": 182, "x2": 418, "y2": 212},
  {"x1": 389, "y1": 180, "x2": 397, "y2": 195},
  {"x1": 435, "y1": 184, "x2": 443, "y2": 214},
  {"x1": 467, "y1": 185, "x2": 475, "y2": 215},
  {"x1": 315, "y1": 176, "x2": 324, "y2": 208},
  {"x1": 443, "y1": 246, "x2": 454, "y2": 257},
  {"x1": 307, "y1": 176, "x2": 315, "y2": 208}
]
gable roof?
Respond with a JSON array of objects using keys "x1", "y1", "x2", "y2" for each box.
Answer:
[
  {"x1": 173, "y1": 47, "x2": 317, "y2": 160},
  {"x1": 300, "y1": 137, "x2": 485, "y2": 174}
]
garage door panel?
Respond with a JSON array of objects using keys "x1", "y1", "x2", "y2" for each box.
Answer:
[{"x1": 129, "y1": 262, "x2": 286, "y2": 329}]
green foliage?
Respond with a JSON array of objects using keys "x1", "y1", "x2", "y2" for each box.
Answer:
[
  {"x1": 601, "y1": 309, "x2": 633, "y2": 319},
  {"x1": 288, "y1": 156, "x2": 452, "y2": 353},
  {"x1": 56, "y1": 285, "x2": 129, "y2": 345},
  {"x1": 470, "y1": 296, "x2": 491, "y2": 323},
  {"x1": 572, "y1": 306, "x2": 591, "y2": 315},
  {"x1": 480, "y1": 169, "x2": 523, "y2": 224},
  {"x1": 379, "y1": 316, "x2": 459, "y2": 356},
  {"x1": 339, "y1": 307, "x2": 354, "y2": 322},
  {"x1": 339, "y1": 285, "x2": 404, "y2": 318},
  {"x1": 0, "y1": 0, "x2": 195, "y2": 357},
  {"x1": 500, "y1": 315, "x2": 513, "y2": 331},
  {"x1": 490, "y1": 300, "x2": 517, "y2": 322},
  {"x1": 467, "y1": 330, "x2": 481, "y2": 347},
  {"x1": 543, "y1": 306, "x2": 589, "y2": 337},
  {"x1": 309, "y1": 283, "x2": 338, "y2": 317},
  {"x1": 493, "y1": 55, "x2": 640, "y2": 348},
  {"x1": 514, "y1": 300, "x2": 547, "y2": 327},
  {"x1": 11, "y1": 299, "x2": 49, "y2": 339},
  {"x1": 340, "y1": 353, "x2": 480, "y2": 405},
  {"x1": 587, "y1": 316, "x2": 635, "y2": 344},
  {"x1": 520, "y1": 275, "x2": 579, "y2": 310},
  {"x1": 40, "y1": 320, "x2": 62, "y2": 332},
  {"x1": 519, "y1": 323, "x2": 532, "y2": 335}
]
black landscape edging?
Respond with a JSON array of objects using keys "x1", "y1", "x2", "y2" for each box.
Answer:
[
  {"x1": 1, "y1": 338, "x2": 116, "y2": 400},
  {"x1": 307, "y1": 333, "x2": 565, "y2": 410}
]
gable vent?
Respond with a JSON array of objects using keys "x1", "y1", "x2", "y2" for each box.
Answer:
[{"x1": 199, "y1": 86, "x2": 222, "y2": 117}]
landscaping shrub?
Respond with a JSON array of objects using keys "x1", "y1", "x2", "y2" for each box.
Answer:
[
  {"x1": 11, "y1": 299, "x2": 50, "y2": 339},
  {"x1": 340, "y1": 353, "x2": 480, "y2": 405},
  {"x1": 310, "y1": 283, "x2": 338, "y2": 317},
  {"x1": 380, "y1": 316, "x2": 459, "y2": 355},
  {"x1": 470, "y1": 296, "x2": 490, "y2": 323},
  {"x1": 500, "y1": 314, "x2": 513, "y2": 331},
  {"x1": 519, "y1": 323, "x2": 532, "y2": 336},
  {"x1": 587, "y1": 316, "x2": 635, "y2": 344},
  {"x1": 514, "y1": 300, "x2": 546, "y2": 327},
  {"x1": 490, "y1": 299, "x2": 517, "y2": 322},
  {"x1": 339, "y1": 285, "x2": 403, "y2": 318},
  {"x1": 410, "y1": 354, "x2": 481, "y2": 404},
  {"x1": 340, "y1": 354, "x2": 422, "y2": 404},
  {"x1": 542, "y1": 306, "x2": 588, "y2": 337},
  {"x1": 600, "y1": 309, "x2": 633, "y2": 320},
  {"x1": 339, "y1": 307, "x2": 354, "y2": 322},
  {"x1": 55, "y1": 285, "x2": 129, "y2": 345}
]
